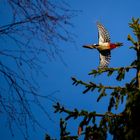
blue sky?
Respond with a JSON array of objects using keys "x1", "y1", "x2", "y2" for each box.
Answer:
[{"x1": 0, "y1": 0, "x2": 140, "y2": 140}]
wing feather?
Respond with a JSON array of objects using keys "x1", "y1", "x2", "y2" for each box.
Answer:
[
  {"x1": 97, "y1": 22, "x2": 110, "y2": 43},
  {"x1": 99, "y1": 50, "x2": 111, "y2": 68}
]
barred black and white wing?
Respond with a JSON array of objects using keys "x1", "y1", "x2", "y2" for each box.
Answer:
[
  {"x1": 97, "y1": 22, "x2": 111, "y2": 68},
  {"x1": 99, "y1": 50, "x2": 111, "y2": 68},
  {"x1": 97, "y1": 22, "x2": 110, "y2": 43}
]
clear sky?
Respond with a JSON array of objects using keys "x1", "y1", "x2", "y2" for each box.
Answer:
[{"x1": 0, "y1": 0, "x2": 140, "y2": 140}]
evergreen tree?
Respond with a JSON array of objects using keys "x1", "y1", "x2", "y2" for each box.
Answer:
[{"x1": 53, "y1": 18, "x2": 140, "y2": 139}]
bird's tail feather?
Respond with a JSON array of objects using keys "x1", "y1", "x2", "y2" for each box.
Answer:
[{"x1": 83, "y1": 45, "x2": 98, "y2": 49}]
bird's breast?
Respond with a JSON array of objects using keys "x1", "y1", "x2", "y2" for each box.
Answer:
[{"x1": 98, "y1": 42, "x2": 110, "y2": 50}]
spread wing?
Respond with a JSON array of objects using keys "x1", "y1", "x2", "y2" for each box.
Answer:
[
  {"x1": 99, "y1": 50, "x2": 111, "y2": 68},
  {"x1": 97, "y1": 22, "x2": 110, "y2": 43}
]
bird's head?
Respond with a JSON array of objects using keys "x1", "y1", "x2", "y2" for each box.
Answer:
[{"x1": 110, "y1": 42, "x2": 123, "y2": 49}]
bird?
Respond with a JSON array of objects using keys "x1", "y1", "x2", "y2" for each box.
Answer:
[{"x1": 83, "y1": 22, "x2": 123, "y2": 69}]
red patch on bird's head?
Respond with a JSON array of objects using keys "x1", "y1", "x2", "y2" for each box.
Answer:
[{"x1": 110, "y1": 43, "x2": 117, "y2": 49}]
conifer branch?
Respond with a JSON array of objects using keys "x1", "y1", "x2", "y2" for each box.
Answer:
[
  {"x1": 89, "y1": 65, "x2": 136, "y2": 76},
  {"x1": 72, "y1": 77, "x2": 125, "y2": 92},
  {"x1": 128, "y1": 18, "x2": 140, "y2": 88},
  {"x1": 53, "y1": 103, "x2": 123, "y2": 119}
]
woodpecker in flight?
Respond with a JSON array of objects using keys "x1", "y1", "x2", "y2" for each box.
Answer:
[{"x1": 83, "y1": 22, "x2": 123, "y2": 69}]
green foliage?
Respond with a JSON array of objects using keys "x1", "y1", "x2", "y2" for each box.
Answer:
[
  {"x1": 129, "y1": 18, "x2": 140, "y2": 40},
  {"x1": 60, "y1": 119, "x2": 78, "y2": 140},
  {"x1": 116, "y1": 68, "x2": 125, "y2": 81},
  {"x1": 89, "y1": 66, "x2": 136, "y2": 80},
  {"x1": 53, "y1": 18, "x2": 140, "y2": 139},
  {"x1": 45, "y1": 134, "x2": 56, "y2": 140}
]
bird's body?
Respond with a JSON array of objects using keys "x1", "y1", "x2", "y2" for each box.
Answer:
[
  {"x1": 83, "y1": 22, "x2": 123, "y2": 68},
  {"x1": 98, "y1": 42, "x2": 110, "y2": 50}
]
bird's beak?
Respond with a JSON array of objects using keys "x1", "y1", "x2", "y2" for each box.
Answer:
[{"x1": 115, "y1": 42, "x2": 123, "y2": 46}]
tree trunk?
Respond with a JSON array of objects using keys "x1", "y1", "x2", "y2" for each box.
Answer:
[{"x1": 137, "y1": 36, "x2": 140, "y2": 88}]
